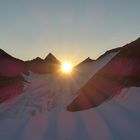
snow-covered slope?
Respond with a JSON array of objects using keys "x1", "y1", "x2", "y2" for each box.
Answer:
[
  {"x1": 0, "y1": 49, "x2": 140, "y2": 140},
  {"x1": 68, "y1": 38, "x2": 140, "y2": 111}
]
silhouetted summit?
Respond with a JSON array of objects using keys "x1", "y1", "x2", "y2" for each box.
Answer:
[
  {"x1": 75, "y1": 57, "x2": 95, "y2": 69},
  {"x1": 0, "y1": 49, "x2": 24, "y2": 77},
  {"x1": 26, "y1": 57, "x2": 44, "y2": 64},
  {"x1": 0, "y1": 49, "x2": 10, "y2": 58},
  {"x1": 45, "y1": 53, "x2": 61, "y2": 64},
  {"x1": 0, "y1": 49, "x2": 22, "y2": 61},
  {"x1": 79, "y1": 57, "x2": 94, "y2": 64},
  {"x1": 97, "y1": 37, "x2": 140, "y2": 60},
  {"x1": 34, "y1": 57, "x2": 43, "y2": 61}
]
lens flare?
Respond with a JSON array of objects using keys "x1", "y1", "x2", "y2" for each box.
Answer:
[{"x1": 61, "y1": 62, "x2": 73, "y2": 73}]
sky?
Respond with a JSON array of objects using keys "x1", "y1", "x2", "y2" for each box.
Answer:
[{"x1": 0, "y1": 0, "x2": 140, "y2": 65}]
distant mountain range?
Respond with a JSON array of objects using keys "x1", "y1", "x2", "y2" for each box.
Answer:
[
  {"x1": 1, "y1": 38, "x2": 140, "y2": 78},
  {"x1": 0, "y1": 50, "x2": 61, "y2": 77},
  {"x1": 25, "y1": 53, "x2": 61, "y2": 74},
  {"x1": 0, "y1": 37, "x2": 140, "y2": 110},
  {"x1": 0, "y1": 48, "x2": 95, "y2": 77}
]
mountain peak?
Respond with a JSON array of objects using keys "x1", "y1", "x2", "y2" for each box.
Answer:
[
  {"x1": 74, "y1": 57, "x2": 94, "y2": 68},
  {"x1": 84, "y1": 57, "x2": 94, "y2": 62},
  {"x1": 45, "y1": 53, "x2": 61, "y2": 64},
  {"x1": 78, "y1": 57, "x2": 94, "y2": 65},
  {"x1": 46, "y1": 53, "x2": 55, "y2": 59},
  {"x1": 0, "y1": 48, "x2": 20, "y2": 60},
  {"x1": 0, "y1": 48, "x2": 11, "y2": 57},
  {"x1": 34, "y1": 57, "x2": 43, "y2": 61}
]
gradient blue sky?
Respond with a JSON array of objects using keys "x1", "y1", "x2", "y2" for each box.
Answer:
[{"x1": 0, "y1": 0, "x2": 140, "y2": 64}]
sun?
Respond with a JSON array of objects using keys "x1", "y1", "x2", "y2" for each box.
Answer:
[{"x1": 61, "y1": 62, "x2": 73, "y2": 73}]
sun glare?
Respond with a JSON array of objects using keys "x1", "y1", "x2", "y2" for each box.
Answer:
[{"x1": 61, "y1": 62, "x2": 73, "y2": 73}]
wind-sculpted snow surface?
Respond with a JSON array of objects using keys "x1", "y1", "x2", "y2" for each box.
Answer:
[
  {"x1": 0, "y1": 52, "x2": 132, "y2": 140},
  {"x1": 0, "y1": 51, "x2": 118, "y2": 118},
  {"x1": 0, "y1": 40, "x2": 140, "y2": 140}
]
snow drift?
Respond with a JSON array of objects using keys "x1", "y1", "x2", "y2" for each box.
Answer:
[{"x1": 0, "y1": 38, "x2": 140, "y2": 140}]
